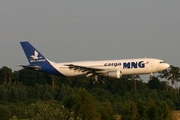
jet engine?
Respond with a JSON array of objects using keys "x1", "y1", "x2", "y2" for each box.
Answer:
[{"x1": 102, "y1": 70, "x2": 122, "y2": 79}]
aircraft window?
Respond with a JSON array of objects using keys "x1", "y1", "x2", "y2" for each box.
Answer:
[{"x1": 160, "y1": 61, "x2": 166, "y2": 64}]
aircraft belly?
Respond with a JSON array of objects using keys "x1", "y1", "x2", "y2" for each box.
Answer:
[{"x1": 122, "y1": 68, "x2": 149, "y2": 75}]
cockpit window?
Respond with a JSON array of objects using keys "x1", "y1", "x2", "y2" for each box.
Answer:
[{"x1": 160, "y1": 61, "x2": 166, "y2": 64}]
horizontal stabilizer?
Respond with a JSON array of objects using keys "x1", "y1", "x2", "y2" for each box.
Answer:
[{"x1": 17, "y1": 64, "x2": 41, "y2": 70}]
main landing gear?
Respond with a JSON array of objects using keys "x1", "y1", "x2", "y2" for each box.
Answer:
[
  {"x1": 150, "y1": 73, "x2": 154, "y2": 80},
  {"x1": 93, "y1": 75, "x2": 105, "y2": 84}
]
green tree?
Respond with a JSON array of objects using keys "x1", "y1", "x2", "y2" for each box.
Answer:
[
  {"x1": 128, "y1": 75, "x2": 141, "y2": 90},
  {"x1": 0, "y1": 84, "x2": 8, "y2": 100},
  {"x1": 0, "y1": 66, "x2": 12, "y2": 84},
  {"x1": 168, "y1": 65, "x2": 180, "y2": 92},
  {"x1": 98, "y1": 101, "x2": 114, "y2": 120},
  {"x1": 8, "y1": 103, "x2": 27, "y2": 119},
  {"x1": 158, "y1": 69, "x2": 171, "y2": 91},
  {"x1": 0, "y1": 105, "x2": 12, "y2": 120},
  {"x1": 34, "y1": 84, "x2": 55, "y2": 100},
  {"x1": 12, "y1": 70, "x2": 19, "y2": 83},
  {"x1": 108, "y1": 77, "x2": 133, "y2": 95},
  {"x1": 148, "y1": 76, "x2": 162, "y2": 90},
  {"x1": 56, "y1": 84, "x2": 74, "y2": 101},
  {"x1": 25, "y1": 102, "x2": 72, "y2": 120},
  {"x1": 18, "y1": 69, "x2": 48, "y2": 86},
  {"x1": 147, "y1": 99, "x2": 172, "y2": 120},
  {"x1": 72, "y1": 88, "x2": 101, "y2": 120},
  {"x1": 121, "y1": 100, "x2": 139, "y2": 120}
]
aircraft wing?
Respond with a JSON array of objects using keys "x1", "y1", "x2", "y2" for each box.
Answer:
[{"x1": 65, "y1": 64, "x2": 108, "y2": 77}]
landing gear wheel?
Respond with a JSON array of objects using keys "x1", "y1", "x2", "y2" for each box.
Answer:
[
  {"x1": 93, "y1": 76, "x2": 105, "y2": 84},
  {"x1": 101, "y1": 80, "x2": 105, "y2": 84}
]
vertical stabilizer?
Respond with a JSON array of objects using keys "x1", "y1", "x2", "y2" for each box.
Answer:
[
  {"x1": 20, "y1": 41, "x2": 63, "y2": 76},
  {"x1": 20, "y1": 41, "x2": 47, "y2": 65}
]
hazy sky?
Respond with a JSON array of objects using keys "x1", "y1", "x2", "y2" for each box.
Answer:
[{"x1": 0, "y1": 1, "x2": 180, "y2": 77}]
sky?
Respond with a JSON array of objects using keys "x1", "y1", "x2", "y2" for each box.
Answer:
[{"x1": 0, "y1": 1, "x2": 180, "y2": 80}]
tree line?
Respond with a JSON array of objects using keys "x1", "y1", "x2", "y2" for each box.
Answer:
[{"x1": 0, "y1": 65, "x2": 180, "y2": 120}]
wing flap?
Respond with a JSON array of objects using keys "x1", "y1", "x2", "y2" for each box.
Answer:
[{"x1": 65, "y1": 64, "x2": 108, "y2": 77}]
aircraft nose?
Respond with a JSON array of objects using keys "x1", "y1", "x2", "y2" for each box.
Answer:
[{"x1": 165, "y1": 63, "x2": 170, "y2": 69}]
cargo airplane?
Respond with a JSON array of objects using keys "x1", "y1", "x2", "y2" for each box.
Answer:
[{"x1": 18, "y1": 41, "x2": 170, "y2": 83}]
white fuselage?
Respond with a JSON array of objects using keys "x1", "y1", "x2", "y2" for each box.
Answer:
[
  {"x1": 19, "y1": 42, "x2": 170, "y2": 78},
  {"x1": 49, "y1": 58, "x2": 170, "y2": 77}
]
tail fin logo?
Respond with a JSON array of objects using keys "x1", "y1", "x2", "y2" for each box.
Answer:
[
  {"x1": 30, "y1": 51, "x2": 42, "y2": 59},
  {"x1": 29, "y1": 50, "x2": 46, "y2": 63}
]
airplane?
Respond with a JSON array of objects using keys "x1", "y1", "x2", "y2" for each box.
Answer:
[{"x1": 18, "y1": 41, "x2": 170, "y2": 83}]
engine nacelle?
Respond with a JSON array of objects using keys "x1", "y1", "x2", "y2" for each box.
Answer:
[{"x1": 102, "y1": 70, "x2": 122, "y2": 79}]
